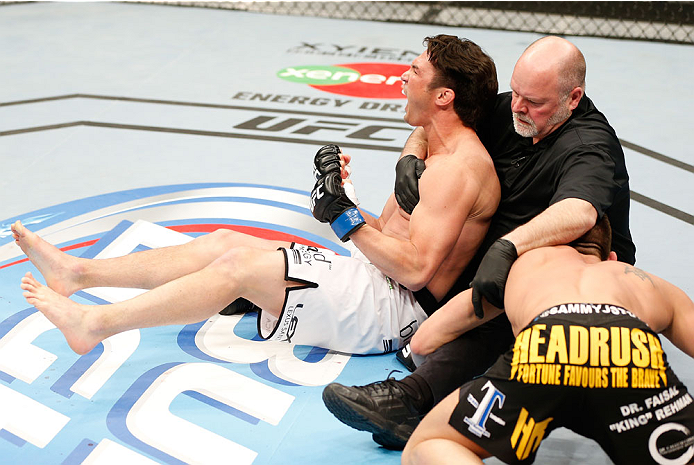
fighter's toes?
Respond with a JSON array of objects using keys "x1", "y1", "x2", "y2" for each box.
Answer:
[
  {"x1": 11, "y1": 220, "x2": 24, "y2": 237},
  {"x1": 21, "y1": 272, "x2": 42, "y2": 292}
]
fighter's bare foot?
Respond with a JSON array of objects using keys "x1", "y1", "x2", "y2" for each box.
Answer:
[
  {"x1": 21, "y1": 272, "x2": 101, "y2": 355},
  {"x1": 12, "y1": 221, "x2": 84, "y2": 296}
]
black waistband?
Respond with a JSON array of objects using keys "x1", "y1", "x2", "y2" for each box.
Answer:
[{"x1": 534, "y1": 303, "x2": 638, "y2": 322}]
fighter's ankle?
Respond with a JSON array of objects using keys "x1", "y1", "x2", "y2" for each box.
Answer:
[{"x1": 69, "y1": 259, "x2": 90, "y2": 288}]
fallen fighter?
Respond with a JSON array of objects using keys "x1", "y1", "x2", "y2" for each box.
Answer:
[{"x1": 13, "y1": 35, "x2": 500, "y2": 356}]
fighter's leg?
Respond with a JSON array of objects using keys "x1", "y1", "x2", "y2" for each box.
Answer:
[
  {"x1": 402, "y1": 389, "x2": 490, "y2": 465},
  {"x1": 21, "y1": 246, "x2": 292, "y2": 355},
  {"x1": 80, "y1": 228, "x2": 290, "y2": 291},
  {"x1": 12, "y1": 220, "x2": 289, "y2": 295}
]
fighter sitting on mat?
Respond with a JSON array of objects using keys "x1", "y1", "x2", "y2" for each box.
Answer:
[
  {"x1": 402, "y1": 215, "x2": 694, "y2": 465},
  {"x1": 13, "y1": 35, "x2": 499, "y2": 356}
]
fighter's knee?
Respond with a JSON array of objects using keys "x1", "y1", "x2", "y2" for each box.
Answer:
[
  {"x1": 206, "y1": 246, "x2": 285, "y2": 303},
  {"x1": 401, "y1": 439, "x2": 425, "y2": 465},
  {"x1": 401, "y1": 441, "x2": 414, "y2": 465},
  {"x1": 206, "y1": 250, "x2": 250, "y2": 299},
  {"x1": 196, "y1": 228, "x2": 250, "y2": 257},
  {"x1": 406, "y1": 438, "x2": 484, "y2": 465},
  {"x1": 213, "y1": 246, "x2": 254, "y2": 269},
  {"x1": 205, "y1": 228, "x2": 240, "y2": 247}
]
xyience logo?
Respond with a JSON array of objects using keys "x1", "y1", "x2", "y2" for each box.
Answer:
[
  {"x1": 286, "y1": 42, "x2": 419, "y2": 62},
  {"x1": 277, "y1": 63, "x2": 409, "y2": 99}
]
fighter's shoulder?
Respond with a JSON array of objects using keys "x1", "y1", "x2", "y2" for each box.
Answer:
[
  {"x1": 433, "y1": 143, "x2": 493, "y2": 175},
  {"x1": 459, "y1": 136, "x2": 495, "y2": 173},
  {"x1": 421, "y1": 152, "x2": 491, "y2": 193},
  {"x1": 603, "y1": 260, "x2": 659, "y2": 285}
]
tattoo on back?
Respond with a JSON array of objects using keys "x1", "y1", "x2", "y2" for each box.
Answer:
[{"x1": 624, "y1": 265, "x2": 655, "y2": 286}]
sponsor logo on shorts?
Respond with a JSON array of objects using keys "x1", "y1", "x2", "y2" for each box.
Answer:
[
  {"x1": 609, "y1": 386, "x2": 694, "y2": 437},
  {"x1": 648, "y1": 422, "x2": 694, "y2": 465},
  {"x1": 509, "y1": 322, "x2": 667, "y2": 389},
  {"x1": 510, "y1": 408, "x2": 553, "y2": 461},
  {"x1": 298, "y1": 246, "x2": 333, "y2": 269},
  {"x1": 286, "y1": 316, "x2": 299, "y2": 343},
  {"x1": 464, "y1": 380, "x2": 506, "y2": 439},
  {"x1": 277, "y1": 63, "x2": 409, "y2": 99},
  {"x1": 399, "y1": 319, "x2": 417, "y2": 341},
  {"x1": 279, "y1": 303, "x2": 303, "y2": 343},
  {"x1": 382, "y1": 339, "x2": 393, "y2": 353},
  {"x1": 537, "y1": 303, "x2": 636, "y2": 319}
]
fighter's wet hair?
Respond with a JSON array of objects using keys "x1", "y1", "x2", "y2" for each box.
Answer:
[
  {"x1": 570, "y1": 214, "x2": 612, "y2": 260},
  {"x1": 424, "y1": 34, "x2": 498, "y2": 130}
]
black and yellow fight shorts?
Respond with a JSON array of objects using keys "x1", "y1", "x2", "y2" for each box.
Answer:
[{"x1": 449, "y1": 303, "x2": 694, "y2": 464}]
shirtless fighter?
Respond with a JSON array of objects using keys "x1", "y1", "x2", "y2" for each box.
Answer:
[
  {"x1": 403, "y1": 216, "x2": 694, "y2": 465},
  {"x1": 13, "y1": 35, "x2": 499, "y2": 357}
]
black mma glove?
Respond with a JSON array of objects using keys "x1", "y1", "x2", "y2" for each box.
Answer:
[
  {"x1": 394, "y1": 154, "x2": 426, "y2": 215},
  {"x1": 313, "y1": 144, "x2": 342, "y2": 181},
  {"x1": 470, "y1": 238, "x2": 518, "y2": 319},
  {"x1": 310, "y1": 171, "x2": 365, "y2": 242}
]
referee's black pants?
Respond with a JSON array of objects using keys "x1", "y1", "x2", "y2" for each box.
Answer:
[{"x1": 415, "y1": 313, "x2": 515, "y2": 405}]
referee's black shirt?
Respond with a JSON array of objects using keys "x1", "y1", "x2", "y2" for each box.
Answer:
[
  {"x1": 477, "y1": 91, "x2": 636, "y2": 266},
  {"x1": 427, "y1": 92, "x2": 636, "y2": 310}
]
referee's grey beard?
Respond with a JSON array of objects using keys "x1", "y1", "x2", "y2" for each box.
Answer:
[
  {"x1": 512, "y1": 105, "x2": 572, "y2": 139},
  {"x1": 512, "y1": 113, "x2": 538, "y2": 138}
]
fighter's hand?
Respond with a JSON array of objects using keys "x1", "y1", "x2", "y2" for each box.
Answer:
[
  {"x1": 310, "y1": 171, "x2": 365, "y2": 242},
  {"x1": 313, "y1": 144, "x2": 342, "y2": 181},
  {"x1": 339, "y1": 153, "x2": 361, "y2": 206},
  {"x1": 340, "y1": 152, "x2": 352, "y2": 179},
  {"x1": 470, "y1": 239, "x2": 518, "y2": 318},
  {"x1": 394, "y1": 154, "x2": 426, "y2": 215}
]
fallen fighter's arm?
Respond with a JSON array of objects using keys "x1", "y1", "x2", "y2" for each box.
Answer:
[
  {"x1": 409, "y1": 288, "x2": 503, "y2": 356},
  {"x1": 351, "y1": 158, "x2": 480, "y2": 291}
]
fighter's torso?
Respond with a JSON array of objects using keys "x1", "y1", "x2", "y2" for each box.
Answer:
[{"x1": 381, "y1": 143, "x2": 499, "y2": 300}]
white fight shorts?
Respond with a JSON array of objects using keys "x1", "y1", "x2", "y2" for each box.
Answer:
[{"x1": 257, "y1": 243, "x2": 428, "y2": 355}]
